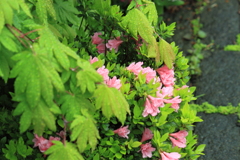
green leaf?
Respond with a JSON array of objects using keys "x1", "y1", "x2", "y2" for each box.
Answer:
[
  {"x1": 70, "y1": 112, "x2": 100, "y2": 153},
  {"x1": 158, "y1": 39, "x2": 175, "y2": 69},
  {"x1": 18, "y1": 0, "x2": 32, "y2": 18},
  {"x1": 131, "y1": 141, "x2": 142, "y2": 148},
  {"x1": 59, "y1": 94, "x2": 95, "y2": 121},
  {"x1": 120, "y1": 8, "x2": 154, "y2": 43},
  {"x1": 0, "y1": 27, "x2": 19, "y2": 52},
  {"x1": 0, "y1": 9, "x2": 4, "y2": 33},
  {"x1": 14, "y1": 98, "x2": 57, "y2": 135},
  {"x1": 54, "y1": 0, "x2": 79, "y2": 25},
  {"x1": 142, "y1": 1, "x2": 158, "y2": 26},
  {"x1": 0, "y1": 0, "x2": 13, "y2": 25},
  {"x1": 19, "y1": 102, "x2": 32, "y2": 133},
  {"x1": 39, "y1": 26, "x2": 78, "y2": 70},
  {"x1": 93, "y1": 0, "x2": 111, "y2": 16},
  {"x1": 94, "y1": 84, "x2": 130, "y2": 124},
  {"x1": 76, "y1": 60, "x2": 103, "y2": 93},
  {"x1": 0, "y1": 50, "x2": 10, "y2": 83},
  {"x1": 36, "y1": 0, "x2": 56, "y2": 23},
  {"x1": 45, "y1": 141, "x2": 84, "y2": 160}
]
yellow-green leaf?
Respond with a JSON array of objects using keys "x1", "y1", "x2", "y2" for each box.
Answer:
[
  {"x1": 94, "y1": 85, "x2": 130, "y2": 124},
  {"x1": 158, "y1": 39, "x2": 175, "y2": 69}
]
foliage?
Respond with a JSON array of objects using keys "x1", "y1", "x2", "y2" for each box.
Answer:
[
  {"x1": 0, "y1": 0, "x2": 204, "y2": 159},
  {"x1": 192, "y1": 102, "x2": 240, "y2": 121},
  {"x1": 224, "y1": 34, "x2": 240, "y2": 51}
]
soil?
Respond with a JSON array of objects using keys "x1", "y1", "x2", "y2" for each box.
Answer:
[{"x1": 164, "y1": 0, "x2": 240, "y2": 159}]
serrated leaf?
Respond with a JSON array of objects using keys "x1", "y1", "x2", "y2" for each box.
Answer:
[
  {"x1": 142, "y1": 2, "x2": 158, "y2": 26},
  {"x1": 93, "y1": 0, "x2": 111, "y2": 16},
  {"x1": 19, "y1": 104, "x2": 32, "y2": 133},
  {"x1": 18, "y1": 0, "x2": 32, "y2": 18},
  {"x1": 46, "y1": 0, "x2": 56, "y2": 20},
  {"x1": 45, "y1": 141, "x2": 84, "y2": 160},
  {"x1": 76, "y1": 60, "x2": 103, "y2": 93},
  {"x1": 39, "y1": 26, "x2": 78, "y2": 70},
  {"x1": 32, "y1": 100, "x2": 56, "y2": 134},
  {"x1": 59, "y1": 94, "x2": 95, "y2": 121},
  {"x1": 158, "y1": 39, "x2": 175, "y2": 69},
  {"x1": 36, "y1": 0, "x2": 55, "y2": 24},
  {"x1": 0, "y1": 0, "x2": 13, "y2": 24},
  {"x1": 0, "y1": 27, "x2": 19, "y2": 52},
  {"x1": 54, "y1": 0, "x2": 80, "y2": 25},
  {"x1": 121, "y1": 8, "x2": 154, "y2": 43},
  {"x1": 0, "y1": 10, "x2": 4, "y2": 33},
  {"x1": 0, "y1": 52, "x2": 10, "y2": 83},
  {"x1": 26, "y1": 56, "x2": 41, "y2": 107},
  {"x1": 70, "y1": 113, "x2": 100, "y2": 153},
  {"x1": 94, "y1": 85, "x2": 130, "y2": 124}
]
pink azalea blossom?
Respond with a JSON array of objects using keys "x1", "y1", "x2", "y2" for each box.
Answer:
[
  {"x1": 160, "y1": 151, "x2": 181, "y2": 160},
  {"x1": 96, "y1": 43, "x2": 106, "y2": 54},
  {"x1": 106, "y1": 76, "x2": 122, "y2": 90},
  {"x1": 156, "y1": 65, "x2": 175, "y2": 87},
  {"x1": 32, "y1": 134, "x2": 60, "y2": 153},
  {"x1": 126, "y1": 62, "x2": 143, "y2": 75},
  {"x1": 97, "y1": 66, "x2": 109, "y2": 81},
  {"x1": 142, "y1": 67, "x2": 157, "y2": 83},
  {"x1": 163, "y1": 96, "x2": 182, "y2": 111},
  {"x1": 89, "y1": 56, "x2": 99, "y2": 64},
  {"x1": 140, "y1": 143, "x2": 156, "y2": 158},
  {"x1": 142, "y1": 96, "x2": 163, "y2": 117},
  {"x1": 141, "y1": 128, "x2": 153, "y2": 142},
  {"x1": 169, "y1": 130, "x2": 188, "y2": 148},
  {"x1": 113, "y1": 126, "x2": 130, "y2": 139},
  {"x1": 159, "y1": 86, "x2": 174, "y2": 98},
  {"x1": 106, "y1": 37, "x2": 123, "y2": 52},
  {"x1": 92, "y1": 32, "x2": 104, "y2": 45}
]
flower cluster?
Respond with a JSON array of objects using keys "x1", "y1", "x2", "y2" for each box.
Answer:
[
  {"x1": 32, "y1": 134, "x2": 61, "y2": 153},
  {"x1": 140, "y1": 128, "x2": 155, "y2": 158},
  {"x1": 126, "y1": 62, "x2": 182, "y2": 117},
  {"x1": 89, "y1": 56, "x2": 122, "y2": 90},
  {"x1": 91, "y1": 32, "x2": 123, "y2": 53}
]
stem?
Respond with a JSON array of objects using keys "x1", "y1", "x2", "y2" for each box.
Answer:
[{"x1": 6, "y1": 24, "x2": 28, "y2": 48}]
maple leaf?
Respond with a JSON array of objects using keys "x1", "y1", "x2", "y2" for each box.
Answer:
[
  {"x1": 45, "y1": 141, "x2": 84, "y2": 160},
  {"x1": 94, "y1": 84, "x2": 130, "y2": 124}
]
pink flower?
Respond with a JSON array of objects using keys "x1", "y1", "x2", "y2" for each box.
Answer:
[
  {"x1": 126, "y1": 62, "x2": 143, "y2": 75},
  {"x1": 89, "y1": 56, "x2": 99, "y2": 64},
  {"x1": 113, "y1": 126, "x2": 130, "y2": 139},
  {"x1": 97, "y1": 66, "x2": 109, "y2": 81},
  {"x1": 142, "y1": 96, "x2": 163, "y2": 117},
  {"x1": 32, "y1": 134, "x2": 60, "y2": 153},
  {"x1": 142, "y1": 67, "x2": 157, "y2": 83},
  {"x1": 92, "y1": 32, "x2": 104, "y2": 45},
  {"x1": 160, "y1": 151, "x2": 181, "y2": 160},
  {"x1": 169, "y1": 130, "x2": 188, "y2": 148},
  {"x1": 141, "y1": 128, "x2": 153, "y2": 142},
  {"x1": 96, "y1": 43, "x2": 106, "y2": 54},
  {"x1": 163, "y1": 96, "x2": 182, "y2": 111},
  {"x1": 156, "y1": 65, "x2": 175, "y2": 87},
  {"x1": 140, "y1": 143, "x2": 156, "y2": 158},
  {"x1": 106, "y1": 76, "x2": 122, "y2": 89},
  {"x1": 106, "y1": 37, "x2": 123, "y2": 52},
  {"x1": 159, "y1": 86, "x2": 174, "y2": 98}
]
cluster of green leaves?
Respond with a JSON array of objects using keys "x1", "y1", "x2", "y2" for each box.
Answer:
[
  {"x1": 186, "y1": 39, "x2": 213, "y2": 75},
  {"x1": 224, "y1": 34, "x2": 240, "y2": 51},
  {"x1": 192, "y1": 102, "x2": 240, "y2": 120},
  {"x1": 0, "y1": 0, "x2": 205, "y2": 159}
]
